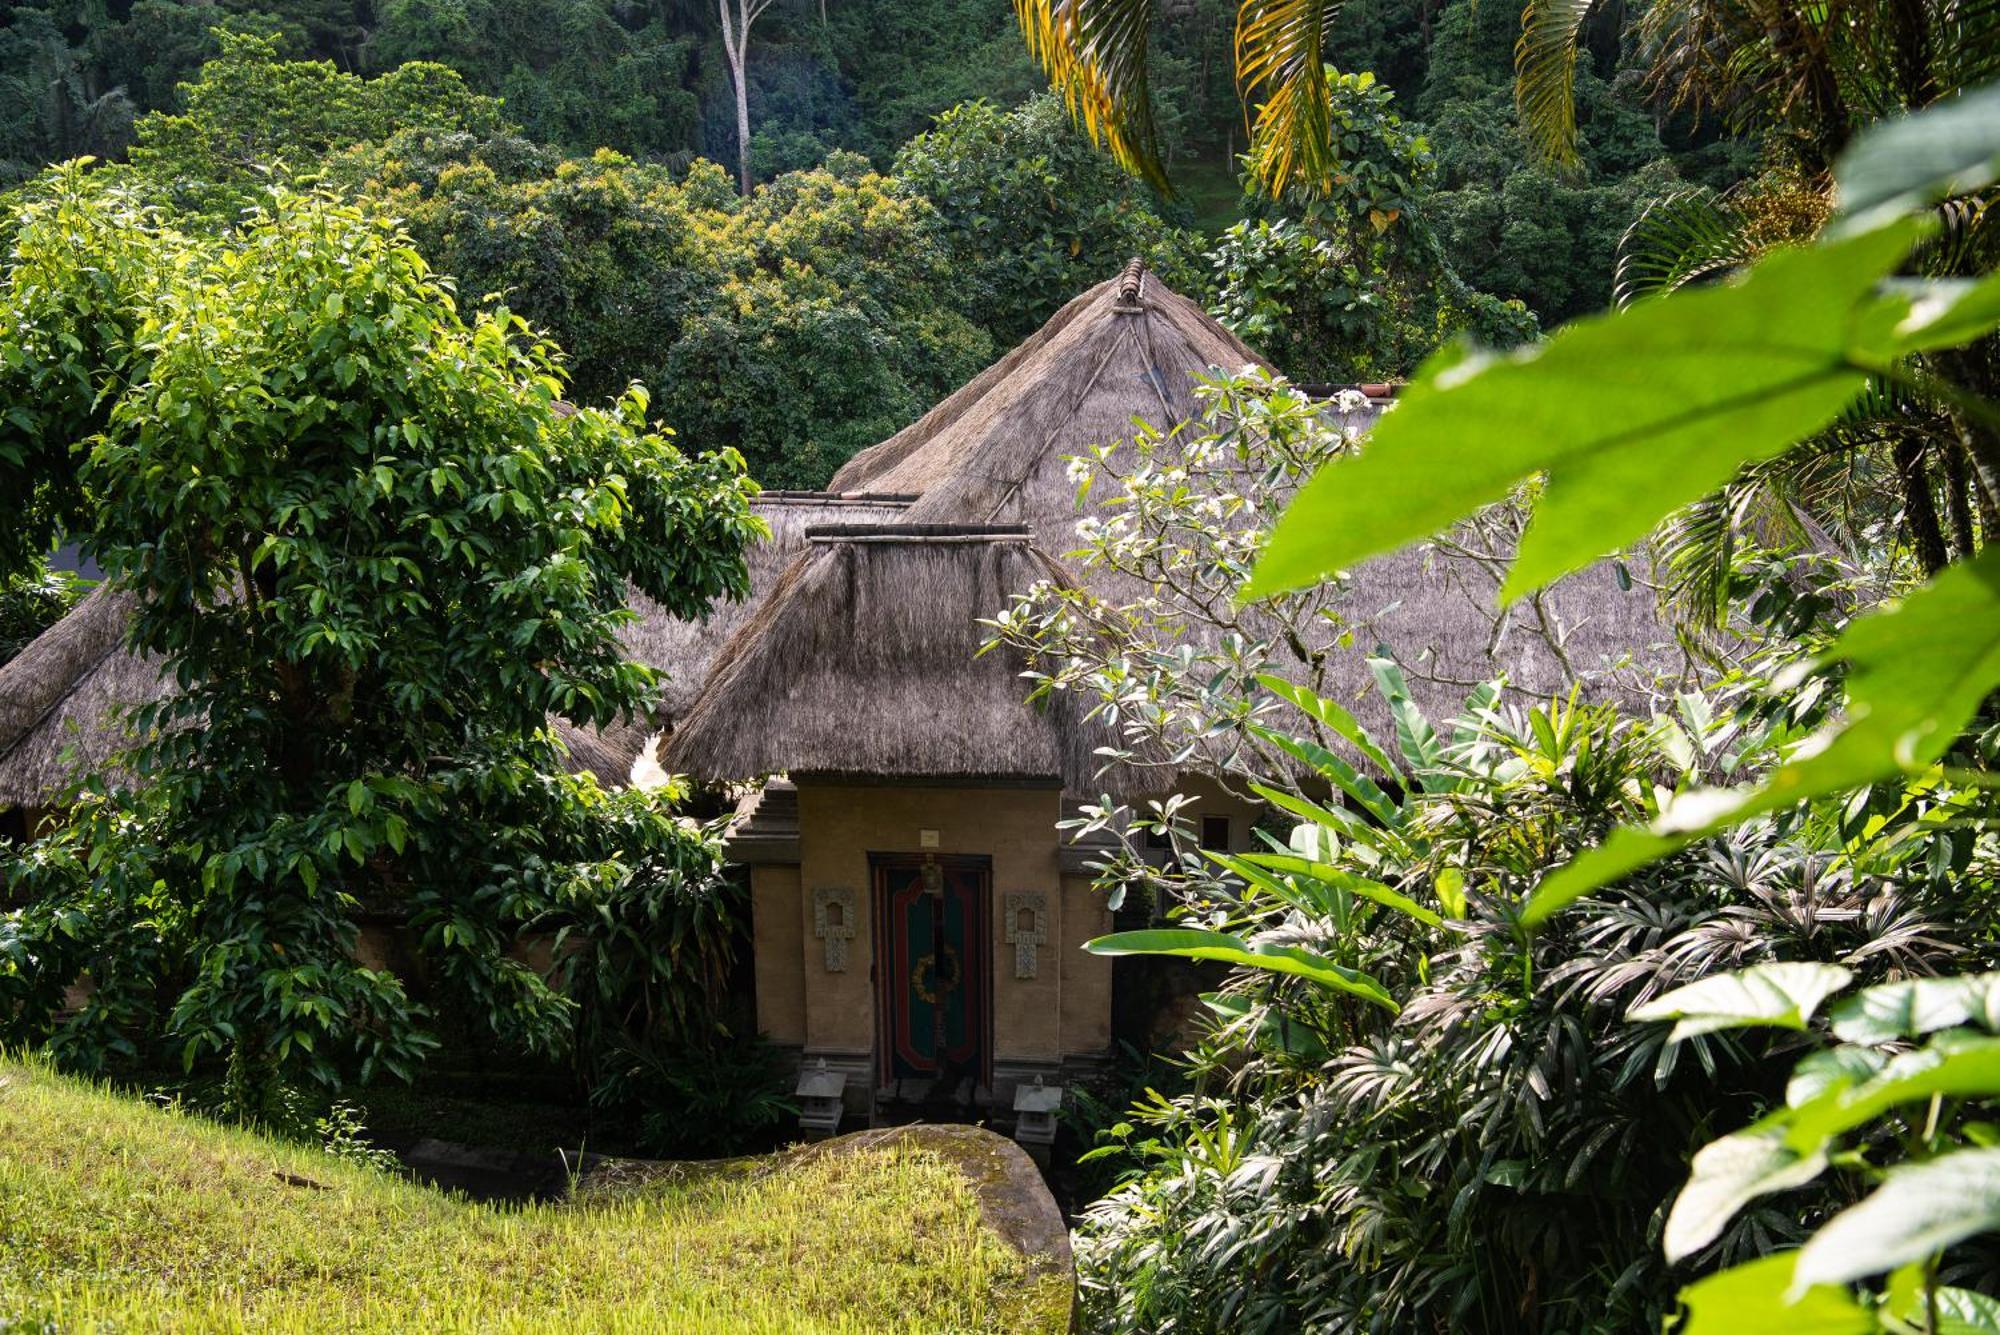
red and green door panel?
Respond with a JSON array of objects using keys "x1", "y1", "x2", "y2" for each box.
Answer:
[{"x1": 872, "y1": 854, "x2": 991, "y2": 1086}]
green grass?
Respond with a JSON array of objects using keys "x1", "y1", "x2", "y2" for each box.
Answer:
[{"x1": 0, "y1": 1060, "x2": 1065, "y2": 1333}]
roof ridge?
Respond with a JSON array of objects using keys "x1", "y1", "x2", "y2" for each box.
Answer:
[{"x1": 0, "y1": 600, "x2": 137, "y2": 775}]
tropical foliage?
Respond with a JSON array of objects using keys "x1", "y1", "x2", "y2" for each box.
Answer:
[
  {"x1": 1071, "y1": 682, "x2": 1987, "y2": 1330},
  {"x1": 1206, "y1": 71, "x2": 1536, "y2": 380},
  {"x1": 0, "y1": 558, "x2": 85, "y2": 669},
  {"x1": 893, "y1": 95, "x2": 1201, "y2": 344},
  {"x1": 985, "y1": 356, "x2": 1995, "y2": 1325},
  {"x1": 0, "y1": 171, "x2": 760, "y2": 1110}
]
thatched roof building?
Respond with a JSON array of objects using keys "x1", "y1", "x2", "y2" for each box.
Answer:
[
  {"x1": 830, "y1": 260, "x2": 1254, "y2": 502},
  {"x1": 808, "y1": 257, "x2": 1689, "y2": 750},
  {"x1": 0, "y1": 586, "x2": 648, "y2": 808},
  {"x1": 664, "y1": 525, "x2": 1127, "y2": 789}
]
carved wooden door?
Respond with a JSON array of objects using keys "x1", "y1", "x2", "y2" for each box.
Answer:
[{"x1": 872, "y1": 854, "x2": 991, "y2": 1090}]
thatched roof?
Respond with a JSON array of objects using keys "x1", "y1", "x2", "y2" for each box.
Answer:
[
  {"x1": 0, "y1": 587, "x2": 649, "y2": 808},
  {"x1": 663, "y1": 525, "x2": 1131, "y2": 789},
  {"x1": 826, "y1": 258, "x2": 1692, "y2": 744},
  {"x1": 833, "y1": 259, "x2": 1284, "y2": 514},
  {"x1": 0, "y1": 585, "x2": 165, "y2": 808},
  {"x1": 622, "y1": 491, "x2": 914, "y2": 726}
]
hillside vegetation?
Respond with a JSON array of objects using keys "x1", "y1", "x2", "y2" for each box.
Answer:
[{"x1": 0, "y1": 1060, "x2": 1058, "y2": 1333}]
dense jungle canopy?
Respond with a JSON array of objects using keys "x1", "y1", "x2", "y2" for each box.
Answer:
[{"x1": 2, "y1": 0, "x2": 1751, "y2": 469}]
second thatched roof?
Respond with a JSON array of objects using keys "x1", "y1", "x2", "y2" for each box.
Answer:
[
  {"x1": 663, "y1": 525, "x2": 1132, "y2": 789},
  {"x1": 0, "y1": 585, "x2": 165, "y2": 808},
  {"x1": 0, "y1": 586, "x2": 651, "y2": 807}
]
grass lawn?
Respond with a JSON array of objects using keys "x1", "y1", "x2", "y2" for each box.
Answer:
[{"x1": 0, "y1": 1059, "x2": 1066, "y2": 1333}]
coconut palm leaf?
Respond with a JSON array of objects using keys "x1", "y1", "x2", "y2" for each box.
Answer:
[
  {"x1": 1614, "y1": 188, "x2": 1760, "y2": 308},
  {"x1": 1235, "y1": 0, "x2": 1347, "y2": 197},
  {"x1": 1514, "y1": 0, "x2": 1598, "y2": 170},
  {"x1": 1015, "y1": 0, "x2": 1169, "y2": 190}
]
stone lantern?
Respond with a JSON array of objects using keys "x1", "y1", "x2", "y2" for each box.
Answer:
[
  {"x1": 795, "y1": 1058, "x2": 847, "y2": 1139},
  {"x1": 1011, "y1": 1074, "x2": 1063, "y2": 1165}
]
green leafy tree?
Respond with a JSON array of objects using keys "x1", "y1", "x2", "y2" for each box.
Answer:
[
  {"x1": 0, "y1": 169, "x2": 761, "y2": 1107},
  {"x1": 1206, "y1": 70, "x2": 1536, "y2": 380},
  {"x1": 892, "y1": 95, "x2": 1203, "y2": 343},
  {"x1": 365, "y1": 0, "x2": 703, "y2": 163},
  {"x1": 0, "y1": 6, "x2": 135, "y2": 185},
  {"x1": 335, "y1": 132, "x2": 994, "y2": 487},
  {"x1": 0, "y1": 557, "x2": 86, "y2": 667},
  {"x1": 126, "y1": 29, "x2": 507, "y2": 215},
  {"x1": 1230, "y1": 81, "x2": 2000, "y2": 1327}
]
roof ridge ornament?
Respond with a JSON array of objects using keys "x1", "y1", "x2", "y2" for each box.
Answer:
[{"x1": 1113, "y1": 256, "x2": 1146, "y2": 311}]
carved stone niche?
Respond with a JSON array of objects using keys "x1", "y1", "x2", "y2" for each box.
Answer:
[
  {"x1": 1004, "y1": 891, "x2": 1050, "y2": 979},
  {"x1": 813, "y1": 887, "x2": 857, "y2": 972}
]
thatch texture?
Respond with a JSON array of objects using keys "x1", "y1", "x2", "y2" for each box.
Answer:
[
  {"x1": 622, "y1": 491, "x2": 914, "y2": 726},
  {"x1": 664, "y1": 526, "x2": 1132, "y2": 790},
  {"x1": 1301, "y1": 539, "x2": 1691, "y2": 738},
  {"x1": 831, "y1": 261, "x2": 1280, "y2": 517},
  {"x1": 0, "y1": 585, "x2": 165, "y2": 808},
  {"x1": 829, "y1": 259, "x2": 1693, "y2": 746},
  {"x1": 0, "y1": 588, "x2": 647, "y2": 807}
]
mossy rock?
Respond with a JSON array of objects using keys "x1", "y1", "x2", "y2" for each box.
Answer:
[{"x1": 584, "y1": 1123, "x2": 1075, "y2": 1332}]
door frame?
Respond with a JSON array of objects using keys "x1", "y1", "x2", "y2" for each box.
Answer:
[{"x1": 869, "y1": 852, "x2": 994, "y2": 1091}]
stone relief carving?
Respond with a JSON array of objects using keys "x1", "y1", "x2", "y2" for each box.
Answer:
[
  {"x1": 812, "y1": 886, "x2": 857, "y2": 972},
  {"x1": 1004, "y1": 891, "x2": 1049, "y2": 979}
]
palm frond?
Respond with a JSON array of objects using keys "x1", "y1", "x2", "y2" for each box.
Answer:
[
  {"x1": 1613, "y1": 188, "x2": 1759, "y2": 308},
  {"x1": 1656, "y1": 492, "x2": 1737, "y2": 629},
  {"x1": 1236, "y1": 0, "x2": 1346, "y2": 198},
  {"x1": 1015, "y1": 0, "x2": 1169, "y2": 190},
  {"x1": 1514, "y1": 0, "x2": 1598, "y2": 171}
]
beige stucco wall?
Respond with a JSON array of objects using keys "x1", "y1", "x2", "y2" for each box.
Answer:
[
  {"x1": 1058, "y1": 872, "x2": 1114, "y2": 1057},
  {"x1": 751, "y1": 863, "x2": 807, "y2": 1046},
  {"x1": 778, "y1": 780, "x2": 1114, "y2": 1079}
]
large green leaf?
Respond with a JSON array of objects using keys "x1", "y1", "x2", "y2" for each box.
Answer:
[
  {"x1": 1935, "y1": 1288, "x2": 2000, "y2": 1335},
  {"x1": 1085, "y1": 929, "x2": 1398, "y2": 1010},
  {"x1": 1201, "y1": 992, "x2": 1329, "y2": 1061},
  {"x1": 1627, "y1": 962, "x2": 1854, "y2": 1042},
  {"x1": 1365, "y1": 654, "x2": 1447, "y2": 787},
  {"x1": 1794, "y1": 1149, "x2": 2000, "y2": 1290},
  {"x1": 1676, "y1": 1254, "x2": 1877, "y2": 1334},
  {"x1": 1831, "y1": 974, "x2": 2000, "y2": 1044},
  {"x1": 1787, "y1": 1033, "x2": 2000, "y2": 1154},
  {"x1": 1206, "y1": 848, "x2": 1348, "y2": 919},
  {"x1": 1835, "y1": 81, "x2": 2000, "y2": 230},
  {"x1": 1256, "y1": 673, "x2": 1404, "y2": 784},
  {"x1": 1244, "y1": 219, "x2": 1923, "y2": 603},
  {"x1": 1666, "y1": 1128, "x2": 1832, "y2": 1262},
  {"x1": 1785, "y1": 1047, "x2": 1889, "y2": 1108},
  {"x1": 1241, "y1": 853, "x2": 1443, "y2": 926},
  {"x1": 1525, "y1": 545, "x2": 2000, "y2": 925},
  {"x1": 1882, "y1": 272, "x2": 2000, "y2": 355}
]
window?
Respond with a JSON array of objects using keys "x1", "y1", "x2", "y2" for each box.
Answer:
[{"x1": 1199, "y1": 816, "x2": 1231, "y2": 852}]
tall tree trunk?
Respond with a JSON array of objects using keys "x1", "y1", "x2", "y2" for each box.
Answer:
[
  {"x1": 719, "y1": 0, "x2": 772, "y2": 198},
  {"x1": 1894, "y1": 435, "x2": 1949, "y2": 576},
  {"x1": 1942, "y1": 442, "x2": 1979, "y2": 558}
]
